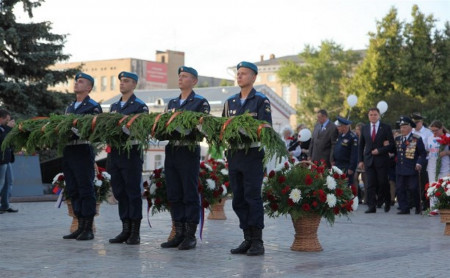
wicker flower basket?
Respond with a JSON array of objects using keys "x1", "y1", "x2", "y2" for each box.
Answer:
[
  {"x1": 439, "y1": 209, "x2": 450, "y2": 236},
  {"x1": 290, "y1": 213, "x2": 323, "y2": 252},
  {"x1": 207, "y1": 199, "x2": 227, "y2": 220}
]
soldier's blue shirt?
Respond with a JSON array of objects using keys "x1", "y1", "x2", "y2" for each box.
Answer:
[
  {"x1": 110, "y1": 94, "x2": 148, "y2": 115},
  {"x1": 333, "y1": 131, "x2": 358, "y2": 171},
  {"x1": 222, "y1": 88, "x2": 272, "y2": 124},
  {"x1": 167, "y1": 91, "x2": 210, "y2": 113},
  {"x1": 65, "y1": 95, "x2": 102, "y2": 115},
  {"x1": 395, "y1": 133, "x2": 427, "y2": 176}
]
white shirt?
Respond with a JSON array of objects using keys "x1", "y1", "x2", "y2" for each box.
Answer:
[
  {"x1": 426, "y1": 133, "x2": 450, "y2": 182},
  {"x1": 413, "y1": 126, "x2": 433, "y2": 151}
]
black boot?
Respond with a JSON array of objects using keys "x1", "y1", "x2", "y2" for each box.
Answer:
[
  {"x1": 161, "y1": 222, "x2": 185, "y2": 248},
  {"x1": 109, "y1": 219, "x2": 131, "y2": 243},
  {"x1": 246, "y1": 227, "x2": 265, "y2": 256},
  {"x1": 126, "y1": 219, "x2": 141, "y2": 245},
  {"x1": 76, "y1": 217, "x2": 94, "y2": 241},
  {"x1": 230, "y1": 228, "x2": 251, "y2": 254},
  {"x1": 178, "y1": 223, "x2": 197, "y2": 250},
  {"x1": 63, "y1": 218, "x2": 84, "y2": 239}
]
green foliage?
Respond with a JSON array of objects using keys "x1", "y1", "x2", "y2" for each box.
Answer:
[
  {"x1": 278, "y1": 41, "x2": 361, "y2": 126},
  {"x1": 0, "y1": 0, "x2": 78, "y2": 117},
  {"x1": 347, "y1": 5, "x2": 450, "y2": 126}
]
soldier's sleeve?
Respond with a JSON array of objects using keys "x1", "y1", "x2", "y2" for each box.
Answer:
[
  {"x1": 93, "y1": 104, "x2": 102, "y2": 114},
  {"x1": 358, "y1": 126, "x2": 365, "y2": 163},
  {"x1": 201, "y1": 99, "x2": 211, "y2": 114},
  {"x1": 257, "y1": 97, "x2": 272, "y2": 124}
]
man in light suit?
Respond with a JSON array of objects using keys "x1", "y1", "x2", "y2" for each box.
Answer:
[
  {"x1": 358, "y1": 107, "x2": 395, "y2": 213},
  {"x1": 309, "y1": 109, "x2": 338, "y2": 168}
]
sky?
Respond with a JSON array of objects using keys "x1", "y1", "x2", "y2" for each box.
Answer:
[{"x1": 14, "y1": 0, "x2": 450, "y2": 79}]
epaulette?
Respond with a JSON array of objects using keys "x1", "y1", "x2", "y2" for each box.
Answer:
[
  {"x1": 88, "y1": 99, "x2": 100, "y2": 106},
  {"x1": 135, "y1": 98, "x2": 146, "y2": 105}
]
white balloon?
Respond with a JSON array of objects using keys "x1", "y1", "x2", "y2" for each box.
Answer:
[
  {"x1": 347, "y1": 95, "x2": 358, "y2": 108},
  {"x1": 298, "y1": 129, "x2": 312, "y2": 142},
  {"x1": 377, "y1": 101, "x2": 388, "y2": 114}
]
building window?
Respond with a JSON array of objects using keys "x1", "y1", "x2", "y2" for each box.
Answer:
[
  {"x1": 92, "y1": 78, "x2": 97, "y2": 92},
  {"x1": 154, "y1": 154, "x2": 163, "y2": 169},
  {"x1": 267, "y1": 74, "x2": 276, "y2": 82},
  {"x1": 101, "y1": 76, "x2": 107, "y2": 91},
  {"x1": 110, "y1": 76, "x2": 116, "y2": 91},
  {"x1": 282, "y1": 86, "x2": 291, "y2": 103}
]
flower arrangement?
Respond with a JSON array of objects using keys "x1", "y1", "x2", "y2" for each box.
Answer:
[
  {"x1": 198, "y1": 158, "x2": 230, "y2": 208},
  {"x1": 52, "y1": 166, "x2": 111, "y2": 203},
  {"x1": 426, "y1": 176, "x2": 450, "y2": 210},
  {"x1": 143, "y1": 168, "x2": 170, "y2": 215},
  {"x1": 262, "y1": 159, "x2": 358, "y2": 225},
  {"x1": 435, "y1": 134, "x2": 450, "y2": 179}
]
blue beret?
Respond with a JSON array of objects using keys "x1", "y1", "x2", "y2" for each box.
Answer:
[
  {"x1": 237, "y1": 61, "x2": 258, "y2": 74},
  {"x1": 336, "y1": 116, "x2": 352, "y2": 126},
  {"x1": 75, "y1": 72, "x2": 94, "y2": 85},
  {"x1": 399, "y1": 116, "x2": 416, "y2": 128},
  {"x1": 118, "y1": 71, "x2": 138, "y2": 82},
  {"x1": 178, "y1": 66, "x2": 198, "y2": 78}
]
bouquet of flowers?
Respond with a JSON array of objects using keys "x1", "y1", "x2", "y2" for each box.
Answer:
[
  {"x1": 143, "y1": 168, "x2": 170, "y2": 215},
  {"x1": 198, "y1": 158, "x2": 230, "y2": 209},
  {"x1": 52, "y1": 166, "x2": 112, "y2": 203},
  {"x1": 426, "y1": 176, "x2": 450, "y2": 210},
  {"x1": 435, "y1": 134, "x2": 450, "y2": 179},
  {"x1": 262, "y1": 159, "x2": 358, "y2": 225}
]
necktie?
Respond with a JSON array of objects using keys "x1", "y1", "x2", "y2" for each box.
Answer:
[{"x1": 371, "y1": 124, "x2": 376, "y2": 142}]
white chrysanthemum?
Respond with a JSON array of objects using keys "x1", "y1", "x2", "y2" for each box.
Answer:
[
  {"x1": 206, "y1": 179, "x2": 216, "y2": 190},
  {"x1": 262, "y1": 176, "x2": 269, "y2": 185},
  {"x1": 102, "y1": 172, "x2": 111, "y2": 180},
  {"x1": 352, "y1": 197, "x2": 359, "y2": 211},
  {"x1": 445, "y1": 190, "x2": 450, "y2": 197},
  {"x1": 216, "y1": 159, "x2": 225, "y2": 164},
  {"x1": 442, "y1": 176, "x2": 450, "y2": 182},
  {"x1": 326, "y1": 194, "x2": 337, "y2": 207},
  {"x1": 149, "y1": 183, "x2": 156, "y2": 195},
  {"x1": 204, "y1": 164, "x2": 213, "y2": 172},
  {"x1": 221, "y1": 184, "x2": 228, "y2": 196},
  {"x1": 427, "y1": 186, "x2": 437, "y2": 196},
  {"x1": 289, "y1": 189, "x2": 302, "y2": 203},
  {"x1": 52, "y1": 173, "x2": 64, "y2": 184},
  {"x1": 332, "y1": 166, "x2": 343, "y2": 175},
  {"x1": 94, "y1": 178, "x2": 102, "y2": 187},
  {"x1": 221, "y1": 168, "x2": 229, "y2": 175},
  {"x1": 326, "y1": 176, "x2": 337, "y2": 190}
]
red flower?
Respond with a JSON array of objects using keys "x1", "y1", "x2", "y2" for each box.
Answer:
[
  {"x1": 278, "y1": 175, "x2": 287, "y2": 184},
  {"x1": 336, "y1": 188, "x2": 343, "y2": 197},
  {"x1": 281, "y1": 185, "x2": 290, "y2": 195},
  {"x1": 340, "y1": 174, "x2": 346, "y2": 179},
  {"x1": 333, "y1": 173, "x2": 340, "y2": 179},
  {"x1": 156, "y1": 181, "x2": 162, "y2": 188},
  {"x1": 270, "y1": 203, "x2": 279, "y2": 211},
  {"x1": 269, "y1": 170, "x2": 275, "y2": 178},
  {"x1": 200, "y1": 162, "x2": 206, "y2": 169},
  {"x1": 436, "y1": 192, "x2": 442, "y2": 197},
  {"x1": 333, "y1": 207, "x2": 340, "y2": 214},
  {"x1": 224, "y1": 181, "x2": 229, "y2": 187},
  {"x1": 284, "y1": 162, "x2": 289, "y2": 169},
  {"x1": 317, "y1": 166, "x2": 325, "y2": 174},
  {"x1": 287, "y1": 198, "x2": 295, "y2": 207},
  {"x1": 305, "y1": 174, "x2": 313, "y2": 185},
  {"x1": 58, "y1": 175, "x2": 65, "y2": 181},
  {"x1": 202, "y1": 199, "x2": 209, "y2": 208},
  {"x1": 312, "y1": 201, "x2": 318, "y2": 207},
  {"x1": 350, "y1": 185, "x2": 357, "y2": 196},
  {"x1": 302, "y1": 203, "x2": 311, "y2": 211}
]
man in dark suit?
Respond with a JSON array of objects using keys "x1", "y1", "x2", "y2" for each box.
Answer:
[
  {"x1": 309, "y1": 109, "x2": 338, "y2": 168},
  {"x1": 358, "y1": 107, "x2": 395, "y2": 213}
]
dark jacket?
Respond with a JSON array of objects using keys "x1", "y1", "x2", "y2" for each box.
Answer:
[
  {"x1": 358, "y1": 122, "x2": 395, "y2": 168},
  {"x1": 0, "y1": 125, "x2": 14, "y2": 164}
]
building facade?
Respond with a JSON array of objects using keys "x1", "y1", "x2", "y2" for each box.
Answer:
[{"x1": 49, "y1": 50, "x2": 185, "y2": 103}]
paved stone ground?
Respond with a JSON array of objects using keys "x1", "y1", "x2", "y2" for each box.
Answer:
[{"x1": 1, "y1": 199, "x2": 449, "y2": 278}]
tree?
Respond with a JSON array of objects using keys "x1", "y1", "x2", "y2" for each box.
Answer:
[
  {"x1": 278, "y1": 40, "x2": 361, "y2": 126},
  {"x1": 347, "y1": 5, "x2": 450, "y2": 127},
  {"x1": 0, "y1": 0, "x2": 78, "y2": 118}
]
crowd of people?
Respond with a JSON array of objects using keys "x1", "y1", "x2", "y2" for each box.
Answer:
[
  {"x1": 281, "y1": 109, "x2": 450, "y2": 216},
  {"x1": 2, "y1": 60, "x2": 449, "y2": 257}
]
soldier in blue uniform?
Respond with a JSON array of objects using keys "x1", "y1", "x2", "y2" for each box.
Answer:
[
  {"x1": 160, "y1": 66, "x2": 210, "y2": 250},
  {"x1": 223, "y1": 61, "x2": 272, "y2": 256},
  {"x1": 395, "y1": 116, "x2": 427, "y2": 215},
  {"x1": 333, "y1": 117, "x2": 358, "y2": 186},
  {"x1": 63, "y1": 73, "x2": 102, "y2": 241},
  {"x1": 108, "y1": 72, "x2": 148, "y2": 245}
]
